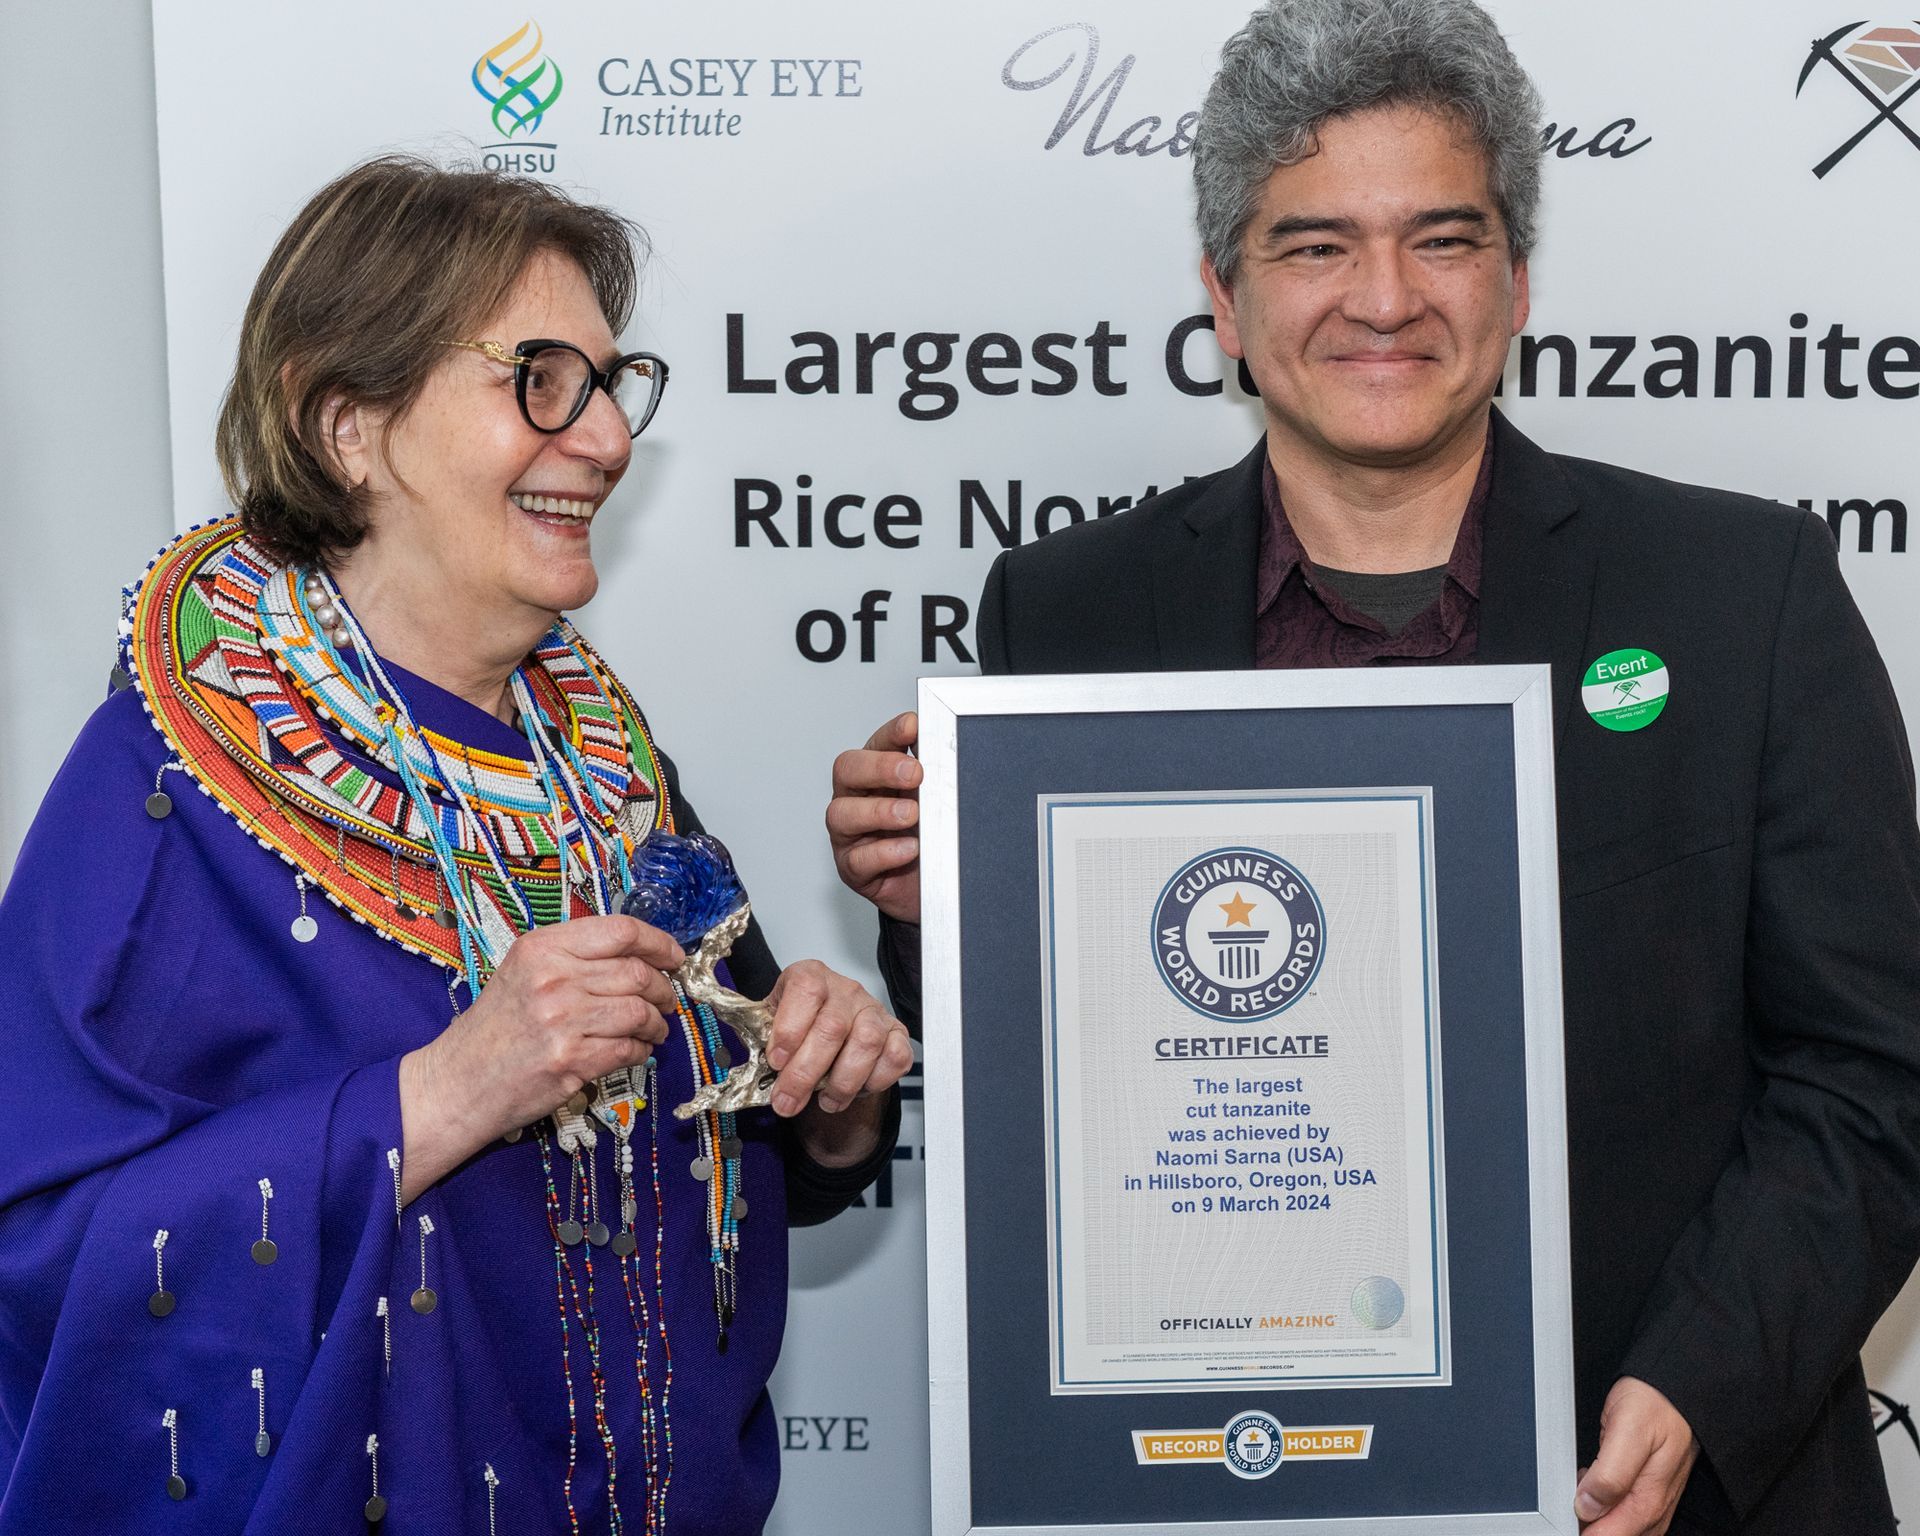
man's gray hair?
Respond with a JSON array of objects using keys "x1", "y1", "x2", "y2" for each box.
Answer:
[{"x1": 1195, "y1": 0, "x2": 1545, "y2": 284}]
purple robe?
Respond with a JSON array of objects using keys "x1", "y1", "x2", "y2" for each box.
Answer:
[{"x1": 0, "y1": 668, "x2": 795, "y2": 1534}]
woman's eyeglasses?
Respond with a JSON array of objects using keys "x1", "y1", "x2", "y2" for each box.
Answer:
[{"x1": 446, "y1": 338, "x2": 669, "y2": 439}]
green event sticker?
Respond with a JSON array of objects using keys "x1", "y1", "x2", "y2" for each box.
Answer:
[{"x1": 1581, "y1": 648, "x2": 1668, "y2": 732}]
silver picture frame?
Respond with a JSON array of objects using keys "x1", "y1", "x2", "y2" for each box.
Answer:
[{"x1": 919, "y1": 664, "x2": 1575, "y2": 1536}]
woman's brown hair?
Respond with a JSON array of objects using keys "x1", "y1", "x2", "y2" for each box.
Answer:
[{"x1": 214, "y1": 155, "x2": 645, "y2": 568}]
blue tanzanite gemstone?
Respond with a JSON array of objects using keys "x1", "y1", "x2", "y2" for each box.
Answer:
[{"x1": 620, "y1": 831, "x2": 747, "y2": 947}]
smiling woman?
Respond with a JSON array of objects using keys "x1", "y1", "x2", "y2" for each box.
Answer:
[
  {"x1": 0, "y1": 156, "x2": 909, "y2": 1536},
  {"x1": 292, "y1": 245, "x2": 648, "y2": 713},
  {"x1": 216, "y1": 158, "x2": 642, "y2": 576}
]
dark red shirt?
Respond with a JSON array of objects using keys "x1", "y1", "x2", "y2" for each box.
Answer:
[{"x1": 1253, "y1": 433, "x2": 1493, "y2": 669}]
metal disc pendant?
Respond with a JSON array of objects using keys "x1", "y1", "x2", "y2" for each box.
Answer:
[
  {"x1": 733, "y1": 1195, "x2": 749, "y2": 1220},
  {"x1": 557, "y1": 1219, "x2": 584, "y2": 1246},
  {"x1": 720, "y1": 1136, "x2": 743, "y2": 1158},
  {"x1": 255, "y1": 1431, "x2": 272, "y2": 1458},
  {"x1": 145, "y1": 791, "x2": 173, "y2": 820},
  {"x1": 395, "y1": 901, "x2": 418, "y2": 923},
  {"x1": 690, "y1": 1156, "x2": 712, "y2": 1182},
  {"x1": 148, "y1": 1289, "x2": 176, "y2": 1318},
  {"x1": 365, "y1": 1494, "x2": 388, "y2": 1523},
  {"x1": 166, "y1": 1475, "x2": 187, "y2": 1501},
  {"x1": 433, "y1": 905, "x2": 457, "y2": 929},
  {"x1": 252, "y1": 1238, "x2": 278, "y2": 1266},
  {"x1": 411, "y1": 1286, "x2": 437, "y2": 1315},
  {"x1": 714, "y1": 1046, "x2": 732, "y2": 1069},
  {"x1": 622, "y1": 1197, "x2": 638, "y2": 1226},
  {"x1": 611, "y1": 1231, "x2": 637, "y2": 1257},
  {"x1": 290, "y1": 915, "x2": 318, "y2": 944},
  {"x1": 110, "y1": 665, "x2": 133, "y2": 693},
  {"x1": 585, "y1": 1221, "x2": 610, "y2": 1248}
]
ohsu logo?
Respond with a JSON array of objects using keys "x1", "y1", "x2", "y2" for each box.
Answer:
[
  {"x1": 1797, "y1": 22, "x2": 1920, "y2": 177},
  {"x1": 474, "y1": 20, "x2": 564, "y2": 171}
]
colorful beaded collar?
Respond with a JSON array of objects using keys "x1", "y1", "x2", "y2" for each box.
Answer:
[{"x1": 121, "y1": 519, "x2": 671, "y2": 972}]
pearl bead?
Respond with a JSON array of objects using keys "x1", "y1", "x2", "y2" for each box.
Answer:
[
  {"x1": 331, "y1": 628, "x2": 352, "y2": 648},
  {"x1": 313, "y1": 604, "x2": 339, "y2": 629}
]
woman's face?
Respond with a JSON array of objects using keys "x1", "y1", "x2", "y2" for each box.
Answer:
[{"x1": 347, "y1": 248, "x2": 633, "y2": 625}]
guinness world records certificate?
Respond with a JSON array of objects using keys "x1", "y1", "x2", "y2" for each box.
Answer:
[
  {"x1": 1040, "y1": 790, "x2": 1447, "y2": 1394},
  {"x1": 920, "y1": 667, "x2": 1576, "y2": 1536}
]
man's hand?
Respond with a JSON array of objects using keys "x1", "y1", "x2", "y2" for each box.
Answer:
[
  {"x1": 1575, "y1": 1377, "x2": 1699, "y2": 1536},
  {"x1": 827, "y1": 711, "x2": 922, "y2": 923}
]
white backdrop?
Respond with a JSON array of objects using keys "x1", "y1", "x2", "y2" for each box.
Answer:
[{"x1": 144, "y1": 2, "x2": 1920, "y2": 1527}]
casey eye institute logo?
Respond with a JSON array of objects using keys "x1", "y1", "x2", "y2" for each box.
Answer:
[
  {"x1": 1153, "y1": 849, "x2": 1325, "y2": 1022},
  {"x1": 473, "y1": 21, "x2": 565, "y2": 173}
]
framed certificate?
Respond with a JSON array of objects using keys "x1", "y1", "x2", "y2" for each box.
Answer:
[{"x1": 919, "y1": 666, "x2": 1575, "y2": 1535}]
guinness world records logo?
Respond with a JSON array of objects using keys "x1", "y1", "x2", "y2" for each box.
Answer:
[
  {"x1": 1152, "y1": 847, "x2": 1325, "y2": 1022},
  {"x1": 1223, "y1": 1409, "x2": 1286, "y2": 1479}
]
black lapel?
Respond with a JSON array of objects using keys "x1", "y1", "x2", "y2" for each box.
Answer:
[
  {"x1": 1477, "y1": 411, "x2": 1596, "y2": 752},
  {"x1": 1151, "y1": 439, "x2": 1264, "y2": 670}
]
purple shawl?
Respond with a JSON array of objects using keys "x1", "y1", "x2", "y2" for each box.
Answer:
[{"x1": 0, "y1": 669, "x2": 789, "y2": 1534}]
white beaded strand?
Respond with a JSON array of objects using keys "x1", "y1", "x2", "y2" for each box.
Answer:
[
  {"x1": 149, "y1": 1228, "x2": 176, "y2": 1317},
  {"x1": 250, "y1": 1367, "x2": 270, "y2": 1457},
  {"x1": 412, "y1": 1214, "x2": 438, "y2": 1314},
  {"x1": 290, "y1": 874, "x2": 318, "y2": 943},
  {"x1": 145, "y1": 759, "x2": 189, "y2": 820},
  {"x1": 364, "y1": 1433, "x2": 387, "y2": 1523},
  {"x1": 162, "y1": 1407, "x2": 185, "y2": 1500},
  {"x1": 253, "y1": 1179, "x2": 278, "y2": 1264},
  {"x1": 302, "y1": 570, "x2": 352, "y2": 650},
  {"x1": 316, "y1": 581, "x2": 535, "y2": 970}
]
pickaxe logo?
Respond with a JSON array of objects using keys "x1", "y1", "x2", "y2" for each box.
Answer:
[
  {"x1": 1871, "y1": 1387, "x2": 1920, "y2": 1457},
  {"x1": 1796, "y1": 21, "x2": 1920, "y2": 178}
]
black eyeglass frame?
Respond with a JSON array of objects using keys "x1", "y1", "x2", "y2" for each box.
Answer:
[{"x1": 447, "y1": 337, "x2": 670, "y2": 439}]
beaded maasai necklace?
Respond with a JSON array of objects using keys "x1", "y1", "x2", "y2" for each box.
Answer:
[
  {"x1": 120, "y1": 519, "x2": 748, "y2": 1530},
  {"x1": 264, "y1": 563, "x2": 645, "y2": 994},
  {"x1": 119, "y1": 520, "x2": 670, "y2": 976}
]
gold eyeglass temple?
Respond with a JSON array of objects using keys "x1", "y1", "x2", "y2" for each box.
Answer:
[
  {"x1": 446, "y1": 339, "x2": 531, "y2": 366},
  {"x1": 447, "y1": 341, "x2": 654, "y2": 378}
]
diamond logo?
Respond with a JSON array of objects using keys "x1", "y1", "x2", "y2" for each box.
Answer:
[
  {"x1": 1844, "y1": 25, "x2": 1920, "y2": 94},
  {"x1": 1797, "y1": 21, "x2": 1920, "y2": 177}
]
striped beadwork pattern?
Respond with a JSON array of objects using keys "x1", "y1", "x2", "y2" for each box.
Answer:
[{"x1": 123, "y1": 519, "x2": 674, "y2": 974}]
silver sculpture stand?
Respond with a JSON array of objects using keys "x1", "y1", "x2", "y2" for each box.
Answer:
[
  {"x1": 549, "y1": 904, "x2": 774, "y2": 1153},
  {"x1": 673, "y1": 903, "x2": 777, "y2": 1120}
]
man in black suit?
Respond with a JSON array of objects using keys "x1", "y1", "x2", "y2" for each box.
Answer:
[{"x1": 827, "y1": 1, "x2": 1920, "y2": 1531}]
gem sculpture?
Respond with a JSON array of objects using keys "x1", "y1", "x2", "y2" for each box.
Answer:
[{"x1": 621, "y1": 833, "x2": 779, "y2": 1120}]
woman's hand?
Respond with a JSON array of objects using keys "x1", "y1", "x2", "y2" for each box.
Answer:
[
  {"x1": 398, "y1": 916, "x2": 684, "y2": 1201},
  {"x1": 763, "y1": 961, "x2": 914, "y2": 1168}
]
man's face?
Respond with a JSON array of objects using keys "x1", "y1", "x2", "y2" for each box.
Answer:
[{"x1": 1202, "y1": 105, "x2": 1529, "y2": 471}]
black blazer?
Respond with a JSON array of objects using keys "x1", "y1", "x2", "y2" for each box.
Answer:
[{"x1": 965, "y1": 412, "x2": 1920, "y2": 1533}]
